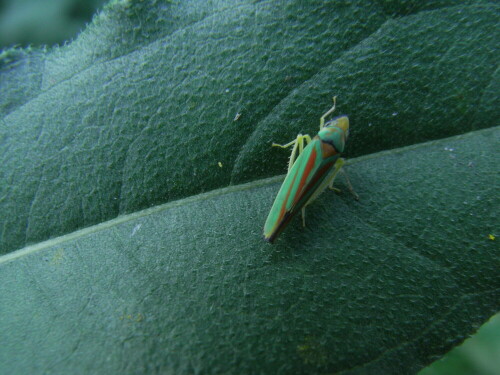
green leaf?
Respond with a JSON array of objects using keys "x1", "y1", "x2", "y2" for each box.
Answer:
[
  {"x1": 1, "y1": 0, "x2": 498, "y2": 252},
  {"x1": 0, "y1": 1, "x2": 499, "y2": 373},
  {"x1": 1, "y1": 128, "x2": 498, "y2": 374}
]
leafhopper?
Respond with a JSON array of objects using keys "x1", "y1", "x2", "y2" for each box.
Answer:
[{"x1": 263, "y1": 97, "x2": 356, "y2": 243}]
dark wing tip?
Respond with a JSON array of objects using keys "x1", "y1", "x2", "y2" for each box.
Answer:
[{"x1": 263, "y1": 234, "x2": 275, "y2": 244}]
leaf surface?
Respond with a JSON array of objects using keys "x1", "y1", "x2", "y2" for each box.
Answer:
[
  {"x1": 0, "y1": 1, "x2": 499, "y2": 373},
  {"x1": 1, "y1": 0, "x2": 498, "y2": 252},
  {"x1": 1, "y1": 128, "x2": 498, "y2": 374}
]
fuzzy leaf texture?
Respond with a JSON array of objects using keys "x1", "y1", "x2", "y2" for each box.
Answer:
[
  {"x1": 1, "y1": 128, "x2": 498, "y2": 374},
  {"x1": 0, "y1": 0, "x2": 499, "y2": 374},
  {"x1": 1, "y1": 0, "x2": 498, "y2": 252}
]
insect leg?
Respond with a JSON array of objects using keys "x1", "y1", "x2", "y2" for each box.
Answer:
[
  {"x1": 326, "y1": 158, "x2": 345, "y2": 192},
  {"x1": 327, "y1": 159, "x2": 359, "y2": 200},
  {"x1": 273, "y1": 134, "x2": 312, "y2": 172},
  {"x1": 319, "y1": 96, "x2": 337, "y2": 129},
  {"x1": 330, "y1": 187, "x2": 342, "y2": 194},
  {"x1": 272, "y1": 140, "x2": 297, "y2": 149},
  {"x1": 340, "y1": 169, "x2": 360, "y2": 201}
]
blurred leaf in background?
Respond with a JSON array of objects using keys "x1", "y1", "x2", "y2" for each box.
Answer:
[
  {"x1": 420, "y1": 313, "x2": 500, "y2": 375},
  {"x1": 0, "y1": 0, "x2": 107, "y2": 48}
]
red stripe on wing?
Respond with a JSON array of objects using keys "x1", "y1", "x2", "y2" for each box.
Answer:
[
  {"x1": 293, "y1": 146, "x2": 317, "y2": 206},
  {"x1": 298, "y1": 160, "x2": 334, "y2": 205}
]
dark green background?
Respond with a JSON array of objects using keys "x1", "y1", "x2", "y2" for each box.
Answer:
[
  {"x1": 0, "y1": 0, "x2": 107, "y2": 49},
  {"x1": 0, "y1": 1, "x2": 498, "y2": 374}
]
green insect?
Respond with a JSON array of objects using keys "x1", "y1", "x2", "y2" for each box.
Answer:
[{"x1": 263, "y1": 97, "x2": 357, "y2": 243}]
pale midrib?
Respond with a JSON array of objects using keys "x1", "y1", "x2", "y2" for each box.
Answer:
[{"x1": 0, "y1": 126, "x2": 496, "y2": 265}]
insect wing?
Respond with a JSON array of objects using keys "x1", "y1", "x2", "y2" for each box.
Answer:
[{"x1": 264, "y1": 139, "x2": 338, "y2": 242}]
